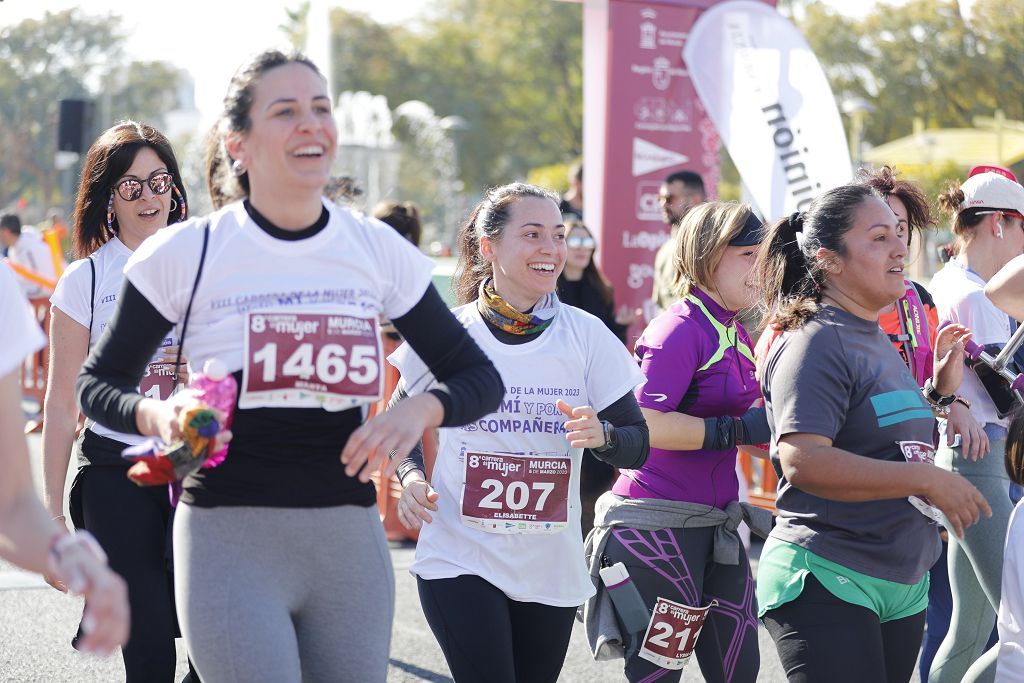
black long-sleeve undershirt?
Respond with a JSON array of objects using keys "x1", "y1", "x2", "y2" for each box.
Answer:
[{"x1": 76, "y1": 281, "x2": 502, "y2": 434}]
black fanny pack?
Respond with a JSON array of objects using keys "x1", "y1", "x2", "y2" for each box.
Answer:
[{"x1": 75, "y1": 428, "x2": 133, "y2": 468}]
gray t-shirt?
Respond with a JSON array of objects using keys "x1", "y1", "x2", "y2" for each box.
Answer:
[{"x1": 763, "y1": 304, "x2": 941, "y2": 584}]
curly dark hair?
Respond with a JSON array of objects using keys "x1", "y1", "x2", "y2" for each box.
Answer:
[{"x1": 857, "y1": 166, "x2": 933, "y2": 246}]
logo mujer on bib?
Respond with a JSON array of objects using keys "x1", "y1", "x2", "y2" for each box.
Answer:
[
  {"x1": 460, "y1": 450, "x2": 572, "y2": 535},
  {"x1": 240, "y1": 310, "x2": 382, "y2": 411}
]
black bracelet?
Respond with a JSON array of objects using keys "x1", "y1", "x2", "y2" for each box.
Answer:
[
  {"x1": 592, "y1": 421, "x2": 616, "y2": 454},
  {"x1": 923, "y1": 378, "x2": 956, "y2": 407}
]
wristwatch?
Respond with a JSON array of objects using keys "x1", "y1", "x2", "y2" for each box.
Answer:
[
  {"x1": 923, "y1": 378, "x2": 956, "y2": 407},
  {"x1": 593, "y1": 421, "x2": 616, "y2": 454}
]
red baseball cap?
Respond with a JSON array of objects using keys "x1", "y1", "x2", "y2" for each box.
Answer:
[{"x1": 969, "y1": 165, "x2": 1017, "y2": 182}]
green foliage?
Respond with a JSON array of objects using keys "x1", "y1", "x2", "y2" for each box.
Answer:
[
  {"x1": 0, "y1": 10, "x2": 184, "y2": 212},
  {"x1": 798, "y1": 0, "x2": 1024, "y2": 148},
  {"x1": 527, "y1": 163, "x2": 571, "y2": 194},
  {"x1": 893, "y1": 160, "x2": 967, "y2": 226},
  {"x1": 318, "y1": 0, "x2": 582, "y2": 190}
]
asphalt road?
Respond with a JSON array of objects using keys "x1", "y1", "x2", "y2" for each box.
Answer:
[{"x1": 2, "y1": 432, "x2": 919, "y2": 681}]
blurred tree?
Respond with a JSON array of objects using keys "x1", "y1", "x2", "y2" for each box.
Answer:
[
  {"x1": 329, "y1": 9, "x2": 415, "y2": 103},
  {"x1": 305, "y1": 0, "x2": 581, "y2": 194},
  {"x1": 107, "y1": 61, "x2": 186, "y2": 126},
  {"x1": 799, "y1": 0, "x2": 1024, "y2": 148},
  {"x1": 0, "y1": 9, "x2": 120, "y2": 208},
  {"x1": 281, "y1": 1, "x2": 310, "y2": 49},
  {"x1": 0, "y1": 10, "x2": 183, "y2": 211}
]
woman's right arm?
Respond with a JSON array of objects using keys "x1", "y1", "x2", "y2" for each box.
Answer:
[
  {"x1": 0, "y1": 366, "x2": 129, "y2": 653},
  {"x1": 41, "y1": 308, "x2": 89, "y2": 528},
  {"x1": 76, "y1": 281, "x2": 175, "y2": 438},
  {"x1": 987, "y1": 254, "x2": 1024, "y2": 320},
  {"x1": 779, "y1": 432, "x2": 990, "y2": 539},
  {"x1": 339, "y1": 286, "x2": 502, "y2": 483}
]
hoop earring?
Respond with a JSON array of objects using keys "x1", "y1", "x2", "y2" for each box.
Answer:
[
  {"x1": 231, "y1": 159, "x2": 246, "y2": 177},
  {"x1": 172, "y1": 185, "x2": 187, "y2": 220},
  {"x1": 106, "y1": 191, "x2": 117, "y2": 234}
]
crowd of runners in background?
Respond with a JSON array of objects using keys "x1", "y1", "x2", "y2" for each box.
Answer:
[{"x1": 5, "y1": 48, "x2": 1024, "y2": 683}]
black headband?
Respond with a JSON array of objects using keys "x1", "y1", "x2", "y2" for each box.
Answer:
[{"x1": 730, "y1": 211, "x2": 765, "y2": 246}]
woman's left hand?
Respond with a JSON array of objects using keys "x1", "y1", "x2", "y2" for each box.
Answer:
[
  {"x1": 933, "y1": 324, "x2": 972, "y2": 396},
  {"x1": 557, "y1": 399, "x2": 605, "y2": 449},
  {"x1": 340, "y1": 393, "x2": 442, "y2": 483},
  {"x1": 945, "y1": 401, "x2": 989, "y2": 461},
  {"x1": 48, "y1": 531, "x2": 130, "y2": 656}
]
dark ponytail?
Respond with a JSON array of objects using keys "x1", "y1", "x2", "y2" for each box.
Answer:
[
  {"x1": 453, "y1": 183, "x2": 560, "y2": 305},
  {"x1": 206, "y1": 49, "x2": 323, "y2": 209},
  {"x1": 754, "y1": 183, "x2": 881, "y2": 331},
  {"x1": 1007, "y1": 408, "x2": 1024, "y2": 486},
  {"x1": 938, "y1": 180, "x2": 987, "y2": 254}
]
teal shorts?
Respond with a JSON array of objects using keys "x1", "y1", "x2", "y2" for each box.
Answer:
[{"x1": 756, "y1": 537, "x2": 929, "y2": 623}]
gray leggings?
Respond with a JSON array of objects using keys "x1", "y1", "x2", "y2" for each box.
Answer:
[
  {"x1": 930, "y1": 433, "x2": 1011, "y2": 683},
  {"x1": 173, "y1": 504, "x2": 395, "y2": 683}
]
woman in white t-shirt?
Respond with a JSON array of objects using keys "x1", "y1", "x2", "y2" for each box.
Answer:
[
  {"x1": 0, "y1": 265, "x2": 129, "y2": 657},
  {"x1": 76, "y1": 50, "x2": 502, "y2": 682},
  {"x1": 41, "y1": 120, "x2": 192, "y2": 680},
  {"x1": 927, "y1": 170, "x2": 1024, "y2": 683},
  {"x1": 391, "y1": 183, "x2": 649, "y2": 683}
]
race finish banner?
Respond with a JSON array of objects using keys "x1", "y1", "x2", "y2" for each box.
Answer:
[
  {"x1": 683, "y1": 0, "x2": 852, "y2": 221},
  {"x1": 575, "y1": 0, "x2": 775, "y2": 343}
]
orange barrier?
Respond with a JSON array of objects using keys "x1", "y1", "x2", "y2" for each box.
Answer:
[
  {"x1": 20, "y1": 297, "x2": 51, "y2": 433},
  {"x1": 369, "y1": 333, "x2": 438, "y2": 543},
  {"x1": 737, "y1": 448, "x2": 778, "y2": 513},
  {"x1": 5, "y1": 260, "x2": 56, "y2": 292}
]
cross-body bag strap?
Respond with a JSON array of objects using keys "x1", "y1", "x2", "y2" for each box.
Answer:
[{"x1": 173, "y1": 220, "x2": 211, "y2": 375}]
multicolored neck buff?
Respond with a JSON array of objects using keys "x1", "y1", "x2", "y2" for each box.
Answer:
[{"x1": 477, "y1": 278, "x2": 558, "y2": 335}]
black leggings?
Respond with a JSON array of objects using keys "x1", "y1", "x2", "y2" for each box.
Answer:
[
  {"x1": 603, "y1": 525, "x2": 759, "y2": 683},
  {"x1": 762, "y1": 574, "x2": 926, "y2": 683},
  {"x1": 416, "y1": 575, "x2": 577, "y2": 683},
  {"x1": 70, "y1": 465, "x2": 181, "y2": 682}
]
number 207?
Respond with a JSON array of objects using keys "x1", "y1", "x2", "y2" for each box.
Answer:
[{"x1": 478, "y1": 479, "x2": 555, "y2": 511}]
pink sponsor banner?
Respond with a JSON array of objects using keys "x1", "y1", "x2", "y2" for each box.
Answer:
[{"x1": 579, "y1": 0, "x2": 774, "y2": 343}]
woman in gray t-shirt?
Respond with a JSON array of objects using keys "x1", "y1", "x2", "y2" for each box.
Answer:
[{"x1": 753, "y1": 183, "x2": 991, "y2": 682}]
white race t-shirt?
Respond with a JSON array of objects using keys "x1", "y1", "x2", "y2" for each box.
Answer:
[
  {"x1": 390, "y1": 301, "x2": 645, "y2": 607},
  {"x1": 51, "y1": 237, "x2": 178, "y2": 445},
  {"x1": 0, "y1": 265, "x2": 46, "y2": 377},
  {"x1": 998, "y1": 500, "x2": 1024, "y2": 681},
  {"x1": 929, "y1": 258, "x2": 1012, "y2": 427},
  {"x1": 124, "y1": 199, "x2": 433, "y2": 410},
  {"x1": 9, "y1": 228, "x2": 62, "y2": 299}
]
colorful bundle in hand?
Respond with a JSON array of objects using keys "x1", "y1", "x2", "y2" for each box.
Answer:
[
  {"x1": 122, "y1": 404, "x2": 224, "y2": 486},
  {"x1": 121, "y1": 358, "x2": 237, "y2": 487}
]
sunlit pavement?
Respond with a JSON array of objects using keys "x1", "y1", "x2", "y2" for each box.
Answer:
[{"x1": 4, "y1": 432, "x2": 885, "y2": 682}]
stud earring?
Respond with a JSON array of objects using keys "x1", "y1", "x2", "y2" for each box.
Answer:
[{"x1": 231, "y1": 159, "x2": 246, "y2": 177}]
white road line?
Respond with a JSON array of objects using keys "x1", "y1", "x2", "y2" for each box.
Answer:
[{"x1": 0, "y1": 571, "x2": 47, "y2": 591}]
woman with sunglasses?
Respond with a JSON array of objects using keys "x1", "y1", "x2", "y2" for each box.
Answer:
[
  {"x1": 557, "y1": 219, "x2": 641, "y2": 535},
  {"x1": 926, "y1": 171, "x2": 1024, "y2": 683},
  {"x1": 40, "y1": 121, "x2": 194, "y2": 681},
  {"x1": 75, "y1": 50, "x2": 501, "y2": 682},
  {"x1": 557, "y1": 219, "x2": 638, "y2": 345}
]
